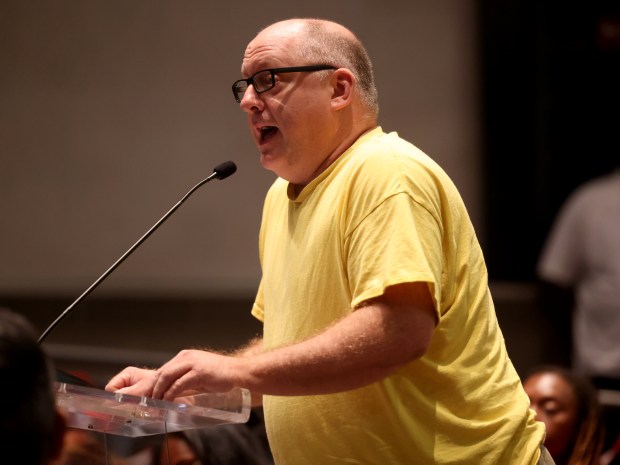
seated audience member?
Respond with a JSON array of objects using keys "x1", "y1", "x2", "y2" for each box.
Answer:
[
  {"x1": 157, "y1": 408, "x2": 274, "y2": 465},
  {"x1": 523, "y1": 365, "x2": 604, "y2": 465},
  {"x1": 0, "y1": 308, "x2": 66, "y2": 464},
  {"x1": 50, "y1": 429, "x2": 134, "y2": 465}
]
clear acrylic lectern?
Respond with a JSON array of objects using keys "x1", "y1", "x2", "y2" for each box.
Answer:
[
  {"x1": 55, "y1": 382, "x2": 252, "y2": 463},
  {"x1": 55, "y1": 382, "x2": 251, "y2": 465}
]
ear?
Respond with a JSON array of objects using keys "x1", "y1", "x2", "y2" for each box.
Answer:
[{"x1": 330, "y1": 68, "x2": 355, "y2": 110}]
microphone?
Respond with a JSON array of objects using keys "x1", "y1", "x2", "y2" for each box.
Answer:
[
  {"x1": 212, "y1": 160, "x2": 237, "y2": 180},
  {"x1": 37, "y1": 160, "x2": 237, "y2": 344}
]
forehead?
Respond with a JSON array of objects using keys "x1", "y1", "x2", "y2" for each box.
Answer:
[
  {"x1": 241, "y1": 24, "x2": 303, "y2": 74},
  {"x1": 525, "y1": 373, "x2": 575, "y2": 401}
]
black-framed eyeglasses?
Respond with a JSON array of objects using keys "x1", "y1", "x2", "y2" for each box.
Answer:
[{"x1": 232, "y1": 64, "x2": 337, "y2": 103}]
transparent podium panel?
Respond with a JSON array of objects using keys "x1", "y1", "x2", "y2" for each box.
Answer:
[{"x1": 55, "y1": 382, "x2": 252, "y2": 437}]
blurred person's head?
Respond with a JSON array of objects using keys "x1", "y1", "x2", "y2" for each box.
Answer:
[
  {"x1": 523, "y1": 365, "x2": 604, "y2": 465},
  {"x1": 0, "y1": 308, "x2": 66, "y2": 464}
]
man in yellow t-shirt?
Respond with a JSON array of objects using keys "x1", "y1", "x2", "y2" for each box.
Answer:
[{"x1": 107, "y1": 18, "x2": 551, "y2": 465}]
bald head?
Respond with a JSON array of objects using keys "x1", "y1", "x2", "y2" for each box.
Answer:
[
  {"x1": 253, "y1": 19, "x2": 379, "y2": 117},
  {"x1": 258, "y1": 18, "x2": 354, "y2": 41}
]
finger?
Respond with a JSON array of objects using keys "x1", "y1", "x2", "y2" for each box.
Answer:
[
  {"x1": 152, "y1": 363, "x2": 192, "y2": 400},
  {"x1": 105, "y1": 367, "x2": 155, "y2": 394},
  {"x1": 161, "y1": 371, "x2": 196, "y2": 401},
  {"x1": 105, "y1": 367, "x2": 137, "y2": 392},
  {"x1": 116, "y1": 377, "x2": 155, "y2": 397}
]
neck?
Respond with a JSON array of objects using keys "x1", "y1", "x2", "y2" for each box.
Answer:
[{"x1": 289, "y1": 121, "x2": 378, "y2": 196}]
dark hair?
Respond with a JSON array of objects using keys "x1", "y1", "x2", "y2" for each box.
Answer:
[
  {"x1": 0, "y1": 309, "x2": 59, "y2": 465},
  {"x1": 526, "y1": 365, "x2": 605, "y2": 465}
]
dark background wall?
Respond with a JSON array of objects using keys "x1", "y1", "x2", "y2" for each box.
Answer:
[
  {"x1": 1, "y1": 0, "x2": 618, "y2": 387},
  {"x1": 481, "y1": 0, "x2": 620, "y2": 280}
]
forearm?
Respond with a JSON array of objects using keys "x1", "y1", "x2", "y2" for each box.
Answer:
[
  {"x1": 232, "y1": 337, "x2": 264, "y2": 358},
  {"x1": 240, "y1": 329, "x2": 397, "y2": 396}
]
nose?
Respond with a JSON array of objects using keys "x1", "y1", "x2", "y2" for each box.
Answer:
[{"x1": 239, "y1": 85, "x2": 263, "y2": 113}]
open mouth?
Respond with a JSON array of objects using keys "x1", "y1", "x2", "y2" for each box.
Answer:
[{"x1": 259, "y1": 126, "x2": 278, "y2": 143}]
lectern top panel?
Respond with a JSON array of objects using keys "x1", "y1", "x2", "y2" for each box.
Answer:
[{"x1": 55, "y1": 382, "x2": 251, "y2": 437}]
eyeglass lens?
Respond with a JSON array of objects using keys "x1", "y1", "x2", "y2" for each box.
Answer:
[
  {"x1": 233, "y1": 70, "x2": 274, "y2": 102},
  {"x1": 253, "y1": 70, "x2": 275, "y2": 92}
]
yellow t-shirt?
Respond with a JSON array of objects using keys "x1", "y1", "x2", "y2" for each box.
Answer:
[{"x1": 252, "y1": 127, "x2": 544, "y2": 464}]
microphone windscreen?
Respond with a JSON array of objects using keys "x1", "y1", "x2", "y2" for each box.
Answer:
[{"x1": 213, "y1": 161, "x2": 237, "y2": 180}]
